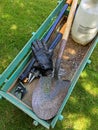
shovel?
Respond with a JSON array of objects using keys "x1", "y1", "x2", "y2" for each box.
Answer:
[{"x1": 32, "y1": 0, "x2": 78, "y2": 120}]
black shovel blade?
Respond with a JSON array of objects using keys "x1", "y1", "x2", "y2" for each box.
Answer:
[{"x1": 32, "y1": 77, "x2": 70, "y2": 120}]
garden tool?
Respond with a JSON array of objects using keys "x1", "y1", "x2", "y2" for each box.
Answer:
[
  {"x1": 14, "y1": 82, "x2": 27, "y2": 100},
  {"x1": 20, "y1": 23, "x2": 66, "y2": 83},
  {"x1": 28, "y1": 23, "x2": 67, "y2": 83},
  {"x1": 32, "y1": 0, "x2": 78, "y2": 120},
  {"x1": 20, "y1": 32, "x2": 62, "y2": 83},
  {"x1": 19, "y1": 0, "x2": 72, "y2": 82},
  {"x1": 43, "y1": 0, "x2": 73, "y2": 43},
  {"x1": 28, "y1": 69, "x2": 41, "y2": 83}
]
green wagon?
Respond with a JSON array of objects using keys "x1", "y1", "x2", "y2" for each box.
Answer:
[{"x1": 0, "y1": 0, "x2": 98, "y2": 129}]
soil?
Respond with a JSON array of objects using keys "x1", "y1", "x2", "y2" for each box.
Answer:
[{"x1": 53, "y1": 34, "x2": 91, "y2": 81}]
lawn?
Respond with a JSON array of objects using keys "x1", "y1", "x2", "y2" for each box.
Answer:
[{"x1": 0, "y1": 0, "x2": 98, "y2": 130}]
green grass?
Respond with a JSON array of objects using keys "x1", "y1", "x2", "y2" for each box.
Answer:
[{"x1": 0, "y1": 0, "x2": 98, "y2": 130}]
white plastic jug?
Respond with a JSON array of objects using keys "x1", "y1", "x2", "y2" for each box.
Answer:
[{"x1": 71, "y1": 0, "x2": 98, "y2": 45}]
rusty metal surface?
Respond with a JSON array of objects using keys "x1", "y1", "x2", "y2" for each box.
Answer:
[{"x1": 32, "y1": 78, "x2": 70, "y2": 120}]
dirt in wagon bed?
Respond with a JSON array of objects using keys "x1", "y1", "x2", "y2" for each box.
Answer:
[{"x1": 53, "y1": 34, "x2": 91, "y2": 81}]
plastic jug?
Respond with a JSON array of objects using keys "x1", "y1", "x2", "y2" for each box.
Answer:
[{"x1": 71, "y1": 0, "x2": 98, "y2": 45}]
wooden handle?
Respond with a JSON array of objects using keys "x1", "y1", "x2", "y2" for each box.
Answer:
[
  {"x1": 58, "y1": 0, "x2": 78, "y2": 59},
  {"x1": 63, "y1": 0, "x2": 78, "y2": 40},
  {"x1": 54, "y1": 0, "x2": 78, "y2": 77}
]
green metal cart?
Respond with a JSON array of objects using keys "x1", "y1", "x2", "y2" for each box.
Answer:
[{"x1": 0, "y1": 0, "x2": 98, "y2": 129}]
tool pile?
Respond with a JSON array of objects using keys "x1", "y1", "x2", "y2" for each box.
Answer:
[{"x1": 13, "y1": 0, "x2": 79, "y2": 120}]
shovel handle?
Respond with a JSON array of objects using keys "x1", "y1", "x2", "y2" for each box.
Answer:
[
  {"x1": 55, "y1": 0, "x2": 78, "y2": 77},
  {"x1": 62, "y1": 0, "x2": 78, "y2": 40}
]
